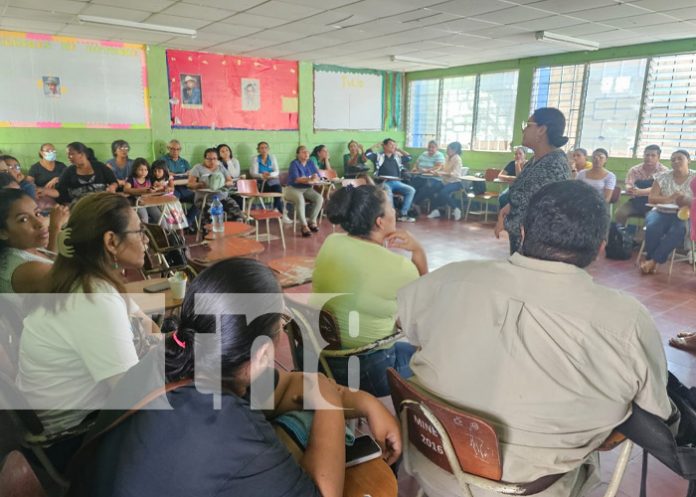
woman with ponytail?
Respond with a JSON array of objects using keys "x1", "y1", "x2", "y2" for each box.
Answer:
[
  {"x1": 495, "y1": 107, "x2": 572, "y2": 254},
  {"x1": 312, "y1": 184, "x2": 428, "y2": 396},
  {"x1": 16, "y1": 192, "x2": 151, "y2": 469},
  {"x1": 86, "y1": 258, "x2": 401, "y2": 497}
]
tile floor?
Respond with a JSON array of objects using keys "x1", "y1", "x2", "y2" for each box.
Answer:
[{"x1": 246, "y1": 214, "x2": 696, "y2": 496}]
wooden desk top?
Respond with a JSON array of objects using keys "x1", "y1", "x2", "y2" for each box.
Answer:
[
  {"x1": 189, "y1": 237, "x2": 265, "y2": 266},
  {"x1": 459, "y1": 175, "x2": 486, "y2": 182},
  {"x1": 124, "y1": 277, "x2": 183, "y2": 313},
  {"x1": 202, "y1": 221, "x2": 255, "y2": 239},
  {"x1": 268, "y1": 256, "x2": 315, "y2": 288},
  {"x1": 344, "y1": 457, "x2": 397, "y2": 497},
  {"x1": 136, "y1": 194, "x2": 180, "y2": 207}
]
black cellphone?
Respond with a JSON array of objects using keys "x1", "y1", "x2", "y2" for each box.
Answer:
[{"x1": 345, "y1": 435, "x2": 382, "y2": 467}]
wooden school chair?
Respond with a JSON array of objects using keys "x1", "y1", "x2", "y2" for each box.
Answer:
[
  {"x1": 235, "y1": 179, "x2": 286, "y2": 250},
  {"x1": 387, "y1": 368, "x2": 633, "y2": 497}
]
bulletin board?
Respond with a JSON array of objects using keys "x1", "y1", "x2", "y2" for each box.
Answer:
[
  {"x1": 313, "y1": 65, "x2": 384, "y2": 130},
  {"x1": 167, "y1": 50, "x2": 299, "y2": 130},
  {"x1": 0, "y1": 30, "x2": 150, "y2": 129}
]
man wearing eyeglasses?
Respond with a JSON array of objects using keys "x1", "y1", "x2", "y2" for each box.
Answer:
[
  {"x1": 160, "y1": 139, "x2": 197, "y2": 229},
  {"x1": 0, "y1": 155, "x2": 37, "y2": 199}
]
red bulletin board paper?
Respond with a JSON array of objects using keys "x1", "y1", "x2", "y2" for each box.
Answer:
[{"x1": 167, "y1": 50, "x2": 299, "y2": 130}]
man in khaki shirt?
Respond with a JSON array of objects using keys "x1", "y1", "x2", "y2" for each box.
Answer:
[{"x1": 398, "y1": 180, "x2": 672, "y2": 497}]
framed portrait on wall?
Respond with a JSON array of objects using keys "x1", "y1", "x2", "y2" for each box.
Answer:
[
  {"x1": 241, "y1": 78, "x2": 260, "y2": 111},
  {"x1": 181, "y1": 74, "x2": 202, "y2": 107}
]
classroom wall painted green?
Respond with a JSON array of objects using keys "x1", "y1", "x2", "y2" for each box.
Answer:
[
  {"x1": 0, "y1": 45, "x2": 404, "y2": 175},
  {"x1": 405, "y1": 36, "x2": 696, "y2": 177}
]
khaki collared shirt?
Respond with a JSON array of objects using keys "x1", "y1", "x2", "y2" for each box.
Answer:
[{"x1": 398, "y1": 253, "x2": 671, "y2": 487}]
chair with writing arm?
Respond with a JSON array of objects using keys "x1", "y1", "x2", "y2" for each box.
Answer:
[
  {"x1": 387, "y1": 368, "x2": 633, "y2": 497},
  {"x1": 283, "y1": 298, "x2": 404, "y2": 388}
]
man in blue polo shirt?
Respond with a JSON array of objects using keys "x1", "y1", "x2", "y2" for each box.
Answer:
[{"x1": 160, "y1": 139, "x2": 198, "y2": 229}]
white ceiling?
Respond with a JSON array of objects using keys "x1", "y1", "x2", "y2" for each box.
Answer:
[{"x1": 2, "y1": 0, "x2": 696, "y2": 71}]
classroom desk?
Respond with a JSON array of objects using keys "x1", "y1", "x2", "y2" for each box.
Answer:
[
  {"x1": 268, "y1": 255, "x2": 315, "y2": 288},
  {"x1": 275, "y1": 425, "x2": 397, "y2": 497},
  {"x1": 188, "y1": 237, "x2": 264, "y2": 267},
  {"x1": 135, "y1": 193, "x2": 180, "y2": 207},
  {"x1": 173, "y1": 178, "x2": 189, "y2": 186},
  {"x1": 344, "y1": 457, "x2": 398, "y2": 497},
  {"x1": 202, "y1": 221, "x2": 255, "y2": 239},
  {"x1": 459, "y1": 175, "x2": 486, "y2": 182},
  {"x1": 124, "y1": 277, "x2": 182, "y2": 314}
]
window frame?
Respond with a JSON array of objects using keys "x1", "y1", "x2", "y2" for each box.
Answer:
[{"x1": 406, "y1": 69, "x2": 519, "y2": 151}]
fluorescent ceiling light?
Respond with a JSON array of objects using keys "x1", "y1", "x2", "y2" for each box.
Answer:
[
  {"x1": 390, "y1": 55, "x2": 449, "y2": 68},
  {"x1": 535, "y1": 31, "x2": 599, "y2": 51},
  {"x1": 77, "y1": 15, "x2": 197, "y2": 38}
]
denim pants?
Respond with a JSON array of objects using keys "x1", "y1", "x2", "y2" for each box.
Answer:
[
  {"x1": 383, "y1": 181, "x2": 416, "y2": 216},
  {"x1": 645, "y1": 210, "x2": 687, "y2": 263},
  {"x1": 432, "y1": 182, "x2": 463, "y2": 210},
  {"x1": 324, "y1": 342, "x2": 416, "y2": 398}
]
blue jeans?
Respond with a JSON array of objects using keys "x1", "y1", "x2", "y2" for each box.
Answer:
[
  {"x1": 645, "y1": 210, "x2": 686, "y2": 263},
  {"x1": 383, "y1": 181, "x2": 415, "y2": 216},
  {"x1": 432, "y1": 182, "x2": 463, "y2": 209},
  {"x1": 324, "y1": 342, "x2": 416, "y2": 397}
]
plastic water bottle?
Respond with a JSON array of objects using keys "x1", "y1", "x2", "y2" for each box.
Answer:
[{"x1": 210, "y1": 196, "x2": 225, "y2": 234}]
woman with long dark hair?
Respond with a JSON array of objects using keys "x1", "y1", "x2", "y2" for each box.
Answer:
[
  {"x1": 85, "y1": 258, "x2": 401, "y2": 497},
  {"x1": 56, "y1": 142, "x2": 118, "y2": 204}
]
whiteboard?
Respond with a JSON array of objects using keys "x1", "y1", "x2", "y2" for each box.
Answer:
[
  {"x1": 314, "y1": 68, "x2": 383, "y2": 130},
  {"x1": 0, "y1": 31, "x2": 149, "y2": 128}
]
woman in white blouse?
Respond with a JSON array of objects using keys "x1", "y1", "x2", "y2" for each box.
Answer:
[{"x1": 575, "y1": 148, "x2": 616, "y2": 202}]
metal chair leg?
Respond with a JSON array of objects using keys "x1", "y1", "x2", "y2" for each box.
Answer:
[
  {"x1": 265, "y1": 219, "x2": 270, "y2": 246},
  {"x1": 277, "y1": 218, "x2": 286, "y2": 250}
]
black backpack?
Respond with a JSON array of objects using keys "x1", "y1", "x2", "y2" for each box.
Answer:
[{"x1": 605, "y1": 222, "x2": 635, "y2": 260}]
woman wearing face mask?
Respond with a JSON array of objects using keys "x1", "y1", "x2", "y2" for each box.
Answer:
[{"x1": 27, "y1": 143, "x2": 68, "y2": 197}]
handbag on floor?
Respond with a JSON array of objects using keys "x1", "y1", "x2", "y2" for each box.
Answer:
[{"x1": 605, "y1": 222, "x2": 635, "y2": 260}]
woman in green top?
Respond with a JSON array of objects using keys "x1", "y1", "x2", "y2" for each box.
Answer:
[
  {"x1": 312, "y1": 184, "x2": 428, "y2": 396},
  {"x1": 309, "y1": 145, "x2": 334, "y2": 172},
  {"x1": 343, "y1": 140, "x2": 371, "y2": 179}
]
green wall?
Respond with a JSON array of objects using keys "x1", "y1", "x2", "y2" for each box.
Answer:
[
  {"x1": 405, "y1": 36, "x2": 696, "y2": 177},
  {"x1": 0, "y1": 46, "x2": 404, "y2": 175}
]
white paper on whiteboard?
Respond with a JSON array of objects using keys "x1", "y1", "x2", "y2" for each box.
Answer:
[
  {"x1": 0, "y1": 33, "x2": 148, "y2": 127},
  {"x1": 314, "y1": 69, "x2": 383, "y2": 130}
]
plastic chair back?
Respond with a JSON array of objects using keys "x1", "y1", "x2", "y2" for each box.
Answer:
[{"x1": 236, "y1": 179, "x2": 260, "y2": 195}]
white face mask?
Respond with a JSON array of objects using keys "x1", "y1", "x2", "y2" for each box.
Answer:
[{"x1": 43, "y1": 151, "x2": 57, "y2": 161}]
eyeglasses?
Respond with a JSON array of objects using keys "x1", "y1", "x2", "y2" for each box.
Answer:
[
  {"x1": 168, "y1": 147, "x2": 182, "y2": 151},
  {"x1": 204, "y1": 157, "x2": 217, "y2": 162},
  {"x1": 8, "y1": 164, "x2": 21, "y2": 171},
  {"x1": 121, "y1": 227, "x2": 148, "y2": 242},
  {"x1": 118, "y1": 146, "x2": 130, "y2": 151},
  {"x1": 521, "y1": 121, "x2": 539, "y2": 132}
]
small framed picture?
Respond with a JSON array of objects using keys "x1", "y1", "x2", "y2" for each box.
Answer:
[
  {"x1": 181, "y1": 74, "x2": 203, "y2": 107},
  {"x1": 43, "y1": 76, "x2": 61, "y2": 97}
]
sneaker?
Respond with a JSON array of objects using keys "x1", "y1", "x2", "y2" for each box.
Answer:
[
  {"x1": 453, "y1": 207, "x2": 462, "y2": 221},
  {"x1": 398, "y1": 216, "x2": 416, "y2": 223},
  {"x1": 427, "y1": 210, "x2": 441, "y2": 219},
  {"x1": 281, "y1": 214, "x2": 293, "y2": 225}
]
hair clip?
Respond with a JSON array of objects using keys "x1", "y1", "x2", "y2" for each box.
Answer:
[
  {"x1": 57, "y1": 227, "x2": 75, "y2": 259},
  {"x1": 172, "y1": 330, "x2": 186, "y2": 349}
]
